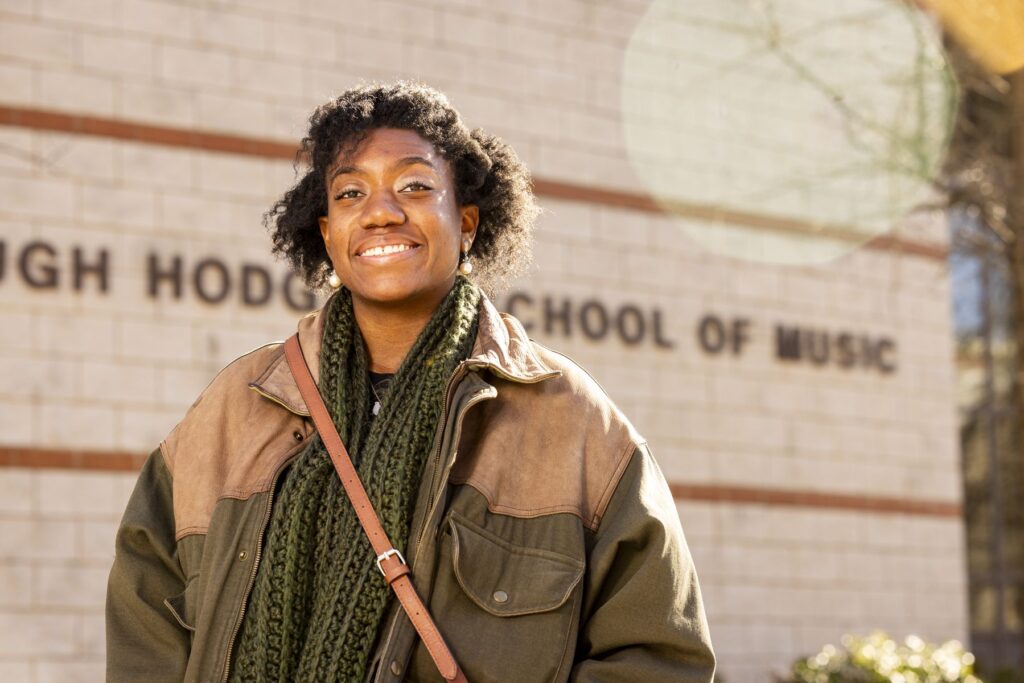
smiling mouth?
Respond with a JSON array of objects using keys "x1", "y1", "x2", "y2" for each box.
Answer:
[{"x1": 357, "y1": 243, "x2": 419, "y2": 257}]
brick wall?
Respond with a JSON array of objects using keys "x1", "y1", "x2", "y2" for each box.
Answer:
[{"x1": 0, "y1": 1, "x2": 964, "y2": 681}]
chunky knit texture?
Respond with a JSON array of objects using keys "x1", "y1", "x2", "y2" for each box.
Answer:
[{"x1": 229, "y1": 277, "x2": 481, "y2": 682}]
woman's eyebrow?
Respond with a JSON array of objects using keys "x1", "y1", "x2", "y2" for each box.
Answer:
[
  {"x1": 328, "y1": 156, "x2": 437, "y2": 184},
  {"x1": 394, "y1": 155, "x2": 437, "y2": 170}
]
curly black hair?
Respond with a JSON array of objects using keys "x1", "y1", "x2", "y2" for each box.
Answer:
[{"x1": 267, "y1": 80, "x2": 539, "y2": 297}]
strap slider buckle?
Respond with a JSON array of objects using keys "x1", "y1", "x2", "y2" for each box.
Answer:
[{"x1": 375, "y1": 548, "x2": 406, "y2": 576}]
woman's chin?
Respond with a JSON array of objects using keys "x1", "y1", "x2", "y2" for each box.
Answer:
[{"x1": 349, "y1": 277, "x2": 453, "y2": 311}]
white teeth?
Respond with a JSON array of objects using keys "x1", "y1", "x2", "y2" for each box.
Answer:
[{"x1": 361, "y1": 244, "x2": 413, "y2": 257}]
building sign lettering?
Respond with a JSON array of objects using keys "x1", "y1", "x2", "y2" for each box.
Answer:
[{"x1": 0, "y1": 239, "x2": 898, "y2": 373}]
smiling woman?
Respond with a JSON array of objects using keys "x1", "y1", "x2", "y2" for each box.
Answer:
[
  {"x1": 105, "y1": 81, "x2": 716, "y2": 683},
  {"x1": 317, "y1": 128, "x2": 481, "y2": 370}
]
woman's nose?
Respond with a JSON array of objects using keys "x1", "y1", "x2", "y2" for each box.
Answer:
[{"x1": 360, "y1": 189, "x2": 405, "y2": 229}]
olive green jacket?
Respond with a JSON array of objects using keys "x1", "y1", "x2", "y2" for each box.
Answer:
[{"x1": 105, "y1": 295, "x2": 716, "y2": 683}]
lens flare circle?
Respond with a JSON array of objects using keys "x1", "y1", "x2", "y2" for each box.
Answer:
[{"x1": 621, "y1": 0, "x2": 956, "y2": 265}]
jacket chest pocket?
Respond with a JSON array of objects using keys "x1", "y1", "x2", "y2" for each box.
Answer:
[{"x1": 412, "y1": 513, "x2": 584, "y2": 683}]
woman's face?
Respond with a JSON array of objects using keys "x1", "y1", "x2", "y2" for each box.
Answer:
[{"x1": 318, "y1": 127, "x2": 478, "y2": 312}]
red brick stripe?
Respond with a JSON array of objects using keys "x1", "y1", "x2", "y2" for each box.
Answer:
[
  {"x1": 0, "y1": 104, "x2": 948, "y2": 262},
  {"x1": 0, "y1": 105, "x2": 297, "y2": 160},
  {"x1": 0, "y1": 446, "x2": 147, "y2": 472},
  {"x1": 0, "y1": 446, "x2": 961, "y2": 517},
  {"x1": 670, "y1": 482, "x2": 962, "y2": 517}
]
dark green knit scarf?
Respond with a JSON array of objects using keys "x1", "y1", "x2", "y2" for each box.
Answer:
[{"x1": 229, "y1": 276, "x2": 481, "y2": 682}]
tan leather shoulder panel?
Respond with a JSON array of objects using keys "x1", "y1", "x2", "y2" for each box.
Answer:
[
  {"x1": 160, "y1": 343, "x2": 313, "y2": 540},
  {"x1": 450, "y1": 343, "x2": 643, "y2": 531}
]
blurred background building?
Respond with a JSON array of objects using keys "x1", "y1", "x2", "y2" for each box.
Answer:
[{"x1": 0, "y1": 0, "x2": 1019, "y2": 681}]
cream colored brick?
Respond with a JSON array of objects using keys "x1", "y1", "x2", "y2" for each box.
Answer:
[
  {"x1": 197, "y1": 153, "x2": 272, "y2": 199},
  {"x1": 118, "y1": 318, "x2": 193, "y2": 363},
  {"x1": 35, "y1": 313, "x2": 116, "y2": 357},
  {"x1": 77, "y1": 519, "x2": 117, "y2": 564},
  {"x1": 38, "y1": 471, "x2": 122, "y2": 518},
  {"x1": 192, "y1": 324, "x2": 278, "y2": 368},
  {"x1": 116, "y1": 407, "x2": 181, "y2": 452},
  {"x1": 438, "y1": 9, "x2": 507, "y2": 52},
  {"x1": 529, "y1": 239, "x2": 564, "y2": 277},
  {"x1": 0, "y1": 399, "x2": 33, "y2": 446},
  {"x1": 79, "y1": 360, "x2": 158, "y2": 405},
  {"x1": 76, "y1": 612, "x2": 106, "y2": 656},
  {"x1": 268, "y1": 100, "x2": 315, "y2": 140},
  {"x1": 194, "y1": 5, "x2": 268, "y2": 53},
  {"x1": 0, "y1": 661, "x2": 31, "y2": 682},
  {"x1": 158, "y1": 190, "x2": 238, "y2": 237},
  {"x1": 407, "y1": 43, "x2": 467, "y2": 87},
  {"x1": 38, "y1": 70, "x2": 116, "y2": 117},
  {"x1": 0, "y1": 61, "x2": 33, "y2": 106},
  {"x1": 37, "y1": 660, "x2": 105, "y2": 683},
  {"x1": 271, "y1": 18, "x2": 336, "y2": 62},
  {"x1": 593, "y1": 205, "x2": 652, "y2": 249},
  {"x1": 506, "y1": 22, "x2": 565, "y2": 63},
  {"x1": 121, "y1": 0, "x2": 192, "y2": 39},
  {"x1": 35, "y1": 133, "x2": 118, "y2": 182},
  {"x1": 120, "y1": 142, "x2": 196, "y2": 193},
  {"x1": 232, "y1": 54, "x2": 305, "y2": 100},
  {"x1": 35, "y1": 565, "x2": 109, "y2": 608},
  {"x1": 562, "y1": 242, "x2": 623, "y2": 283},
  {"x1": 0, "y1": 519, "x2": 76, "y2": 560},
  {"x1": 0, "y1": 20, "x2": 76, "y2": 65},
  {"x1": 0, "y1": 564, "x2": 31, "y2": 607},
  {"x1": 0, "y1": 356, "x2": 76, "y2": 401},
  {"x1": 339, "y1": 31, "x2": 412, "y2": 74},
  {"x1": 118, "y1": 80, "x2": 196, "y2": 128},
  {"x1": 80, "y1": 181, "x2": 157, "y2": 229},
  {"x1": 536, "y1": 199, "x2": 596, "y2": 243},
  {"x1": 0, "y1": 470, "x2": 33, "y2": 516},
  {"x1": 0, "y1": 0, "x2": 33, "y2": 16},
  {"x1": 0, "y1": 175, "x2": 75, "y2": 221},
  {"x1": 196, "y1": 90, "x2": 271, "y2": 138},
  {"x1": 38, "y1": 403, "x2": 117, "y2": 450},
  {"x1": 80, "y1": 31, "x2": 155, "y2": 78},
  {"x1": 160, "y1": 44, "x2": 232, "y2": 89},
  {"x1": 39, "y1": 0, "x2": 117, "y2": 28},
  {"x1": 371, "y1": 0, "x2": 438, "y2": 41},
  {"x1": 157, "y1": 365, "x2": 212, "y2": 407}
]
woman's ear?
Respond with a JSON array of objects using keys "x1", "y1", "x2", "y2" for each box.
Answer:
[
  {"x1": 318, "y1": 215, "x2": 330, "y2": 248},
  {"x1": 460, "y1": 204, "x2": 479, "y2": 245}
]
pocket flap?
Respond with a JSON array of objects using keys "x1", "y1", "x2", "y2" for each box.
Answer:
[
  {"x1": 163, "y1": 580, "x2": 197, "y2": 632},
  {"x1": 449, "y1": 515, "x2": 584, "y2": 617}
]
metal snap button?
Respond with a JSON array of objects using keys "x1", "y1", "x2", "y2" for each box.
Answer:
[
  {"x1": 238, "y1": 550, "x2": 248, "y2": 561},
  {"x1": 492, "y1": 590, "x2": 509, "y2": 603},
  {"x1": 390, "y1": 660, "x2": 402, "y2": 676}
]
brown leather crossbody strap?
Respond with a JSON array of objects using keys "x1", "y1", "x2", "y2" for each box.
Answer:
[{"x1": 284, "y1": 334, "x2": 468, "y2": 683}]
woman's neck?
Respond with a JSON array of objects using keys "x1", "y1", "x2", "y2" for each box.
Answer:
[{"x1": 351, "y1": 294, "x2": 442, "y2": 373}]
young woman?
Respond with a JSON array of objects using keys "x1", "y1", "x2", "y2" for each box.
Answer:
[{"x1": 106, "y1": 81, "x2": 716, "y2": 683}]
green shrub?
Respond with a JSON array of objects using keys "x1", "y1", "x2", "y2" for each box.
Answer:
[{"x1": 775, "y1": 631, "x2": 982, "y2": 683}]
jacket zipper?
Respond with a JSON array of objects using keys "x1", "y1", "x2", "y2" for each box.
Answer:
[
  {"x1": 220, "y1": 446, "x2": 302, "y2": 683},
  {"x1": 375, "y1": 362, "x2": 560, "y2": 680},
  {"x1": 412, "y1": 361, "x2": 560, "y2": 569},
  {"x1": 411, "y1": 362, "x2": 469, "y2": 556}
]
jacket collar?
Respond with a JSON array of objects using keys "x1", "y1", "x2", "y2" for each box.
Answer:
[{"x1": 248, "y1": 292, "x2": 560, "y2": 417}]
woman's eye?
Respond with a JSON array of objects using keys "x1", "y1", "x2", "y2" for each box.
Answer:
[
  {"x1": 402, "y1": 182, "x2": 432, "y2": 192},
  {"x1": 334, "y1": 189, "x2": 361, "y2": 200}
]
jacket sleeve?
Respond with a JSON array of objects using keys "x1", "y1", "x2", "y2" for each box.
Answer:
[
  {"x1": 570, "y1": 443, "x2": 716, "y2": 682},
  {"x1": 106, "y1": 447, "x2": 190, "y2": 682}
]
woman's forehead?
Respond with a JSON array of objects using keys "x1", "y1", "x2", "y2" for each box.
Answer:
[{"x1": 329, "y1": 128, "x2": 445, "y2": 174}]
